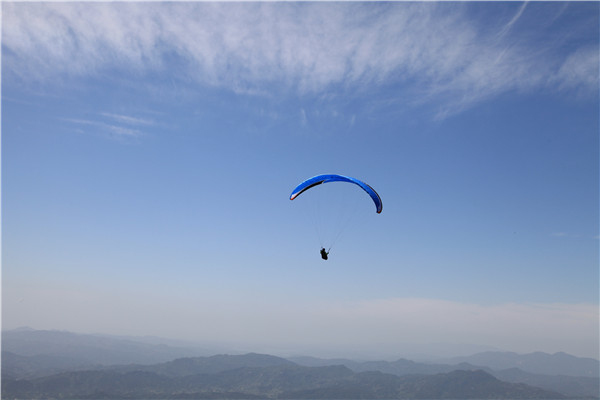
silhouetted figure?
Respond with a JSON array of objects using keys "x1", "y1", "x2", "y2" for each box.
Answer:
[{"x1": 320, "y1": 248, "x2": 329, "y2": 260}]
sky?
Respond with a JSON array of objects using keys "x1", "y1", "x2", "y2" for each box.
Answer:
[{"x1": 1, "y1": 1, "x2": 599, "y2": 360}]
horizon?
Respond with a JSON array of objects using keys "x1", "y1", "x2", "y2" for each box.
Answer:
[
  {"x1": 3, "y1": 326, "x2": 599, "y2": 363},
  {"x1": 2, "y1": 2, "x2": 599, "y2": 361}
]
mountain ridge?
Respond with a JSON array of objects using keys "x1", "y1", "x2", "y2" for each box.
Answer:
[
  {"x1": 442, "y1": 351, "x2": 599, "y2": 377},
  {"x1": 2, "y1": 364, "x2": 567, "y2": 399},
  {"x1": 2, "y1": 328, "x2": 597, "y2": 398}
]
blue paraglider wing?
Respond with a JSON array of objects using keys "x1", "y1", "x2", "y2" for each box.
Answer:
[{"x1": 290, "y1": 174, "x2": 382, "y2": 214}]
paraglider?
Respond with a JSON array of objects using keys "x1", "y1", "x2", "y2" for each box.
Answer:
[{"x1": 290, "y1": 174, "x2": 382, "y2": 259}]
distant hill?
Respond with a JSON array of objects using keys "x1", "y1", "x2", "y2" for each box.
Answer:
[
  {"x1": 2, "y1": 328, "x2": 209, "y2": 367},
  {"x1": 2, "y1": 362, "x2": 566, "y2": 399},
  {"x1": 283, "y1": 369, "x2": 566, "y2": 399},
  {"x1": 494, "y1": 367, "x2": 600, "y2": 399},
  {"x1": 2, "y1": 329, "x2": 596, "y2": 399},
  {"x1": 1, "y1": 351, "x2": 294, "y2": 380},
  {"x1": 289, "y1": 355, "x2": 599, "y2": 398},
  {"x1": 290, "y1": 355, "x2": 481, "y2": 375},
  {"x1": 443, "y1": 351, "x2": 599, "y2": 377},
  {"x1": 290, "y1": 351, "x2": 600, "y2": 379},
  {"x1": 110, "y1": 352, "x2": 297, "y2": 376},
  {"x1": 1, "y1": 351, "x2": 98, "y2": 380}
]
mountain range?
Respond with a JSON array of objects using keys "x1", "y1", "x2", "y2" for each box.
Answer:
[{"x1": 2, "y1": 329, "x2": 598, "y2": 399}]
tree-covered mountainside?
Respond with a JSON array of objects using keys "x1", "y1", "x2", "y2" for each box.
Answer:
[
  {"x1": 2, "y1": 329, "x2": 597, "y2": 399},
  {"x1": 3, "y1": 364, "x2": 566, "y2": 399}
]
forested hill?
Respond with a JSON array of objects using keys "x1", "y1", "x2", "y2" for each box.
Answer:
[
  {"x1": 2, "y1": 359, "x2": 566, "y2": 399},
  {"x1": 2, "y1": 330, "x2": 597, "y2": 399}
]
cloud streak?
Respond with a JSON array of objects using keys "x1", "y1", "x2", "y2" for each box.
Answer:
[
  {"x1": 61, "y1": 111, "x2": 155, "y2": 140},
  {"x1": 3, "y1": 3, "x2": 598, "y2": 116},
  {"x1": 100, "y1": 113, "x2": 155, "y2": 127}
]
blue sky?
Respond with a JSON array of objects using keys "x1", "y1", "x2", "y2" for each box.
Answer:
[{"x1": 2, "y1": 2, "x2": 598, "y2": 359}]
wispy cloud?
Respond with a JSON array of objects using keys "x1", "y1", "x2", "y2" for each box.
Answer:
[
  {"x1": 62, "y1": 112, "x2": 155, "y2": 140},
  {"x1": 100, "y1": 113, "x2": 155, "y2": 127},
  {"x1": 300, "y1": 109, "x2": 308, "y2": 126},
  {"x1": 495, "y1": 2, "x2": 528, "y2": 40},
  {"x1": 3, "y1": 2, "x2": 598, "y2": 116},
  {"x1": 551, "y1": 232, "x2": 598, "y2": 240},
  {"x1": 554, "y1": 46, "x2": 600, "y2": 96}
]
